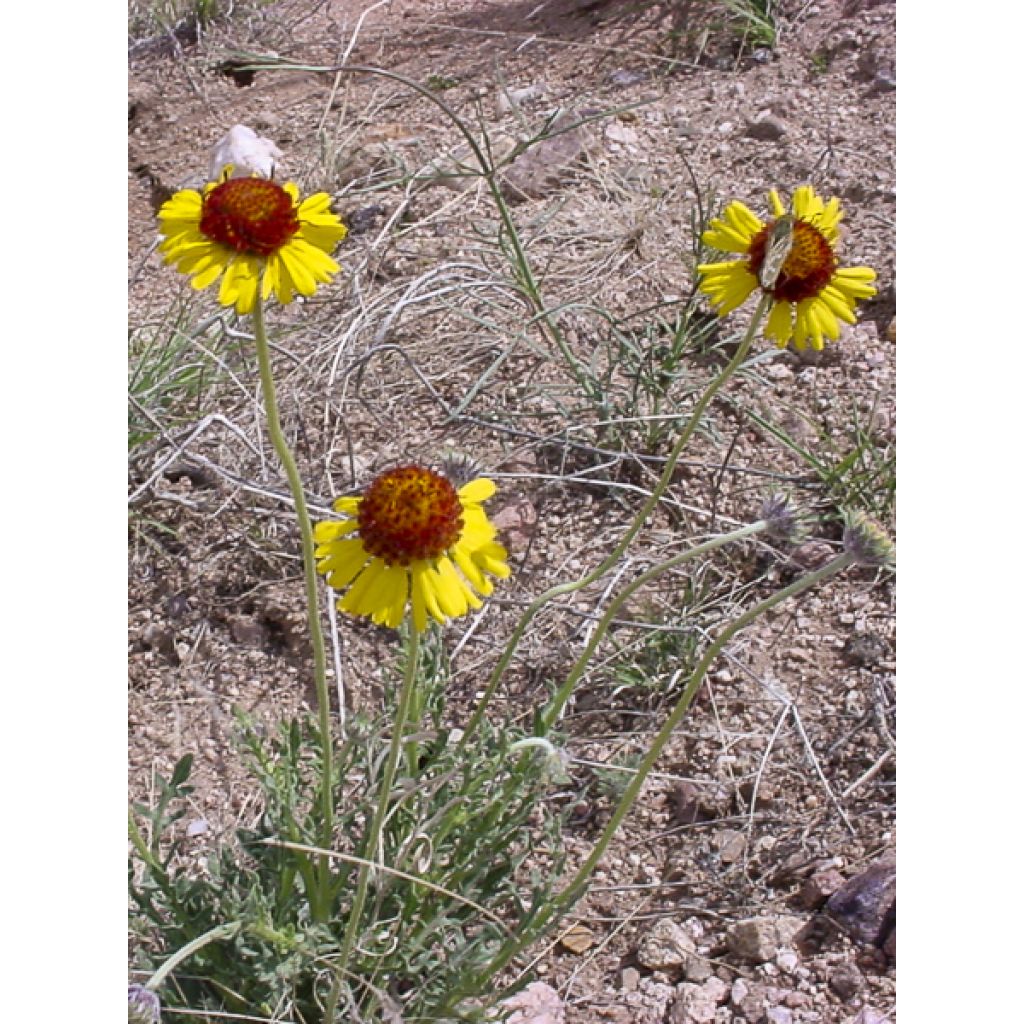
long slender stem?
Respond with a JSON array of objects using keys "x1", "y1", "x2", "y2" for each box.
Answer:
[
  {"x1": 337, "y1": 628, "x2": 422, "y2": 976},
  {"x1": 451, "y1": 551, "x2": 856, "y2": 1000},
  {"x1": 459, "y1": 293, "x2": 774, "y2": 751},
  {"x1": 541, "y1": 519, "x2": 768, "y2": 728},
  {"x1": 251, "y1": 293, "x2": 334, "y2": 920}
]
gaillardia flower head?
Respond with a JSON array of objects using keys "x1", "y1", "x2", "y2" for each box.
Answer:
[
  {"x1": 157, "y1": 167, "x2": 347, "y2": 314},
  {"x1": 314, "y1": 465, "x2": 510, "y2": 632},
  {"x1": 697, "y1": 185, "x2": 877, "y2": 351}
]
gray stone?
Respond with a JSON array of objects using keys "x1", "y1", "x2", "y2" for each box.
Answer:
[
  {"x1": 730, "y1": 979, "x2": 749, "y2": 1006},
  {"x1": 228, "y1": 615, "x2": 266, "y2": 647},
  {"x1": 605, "y1": 121, "x2": 639, "y2": 148},
  {"x1": 847, "y1": 1009, "x2": 891, "y2": 1024},
  {"x1": 774, "y1": 949, "x2": 799, "y2": 973},
  {"x1": 637, "y1": 918, "x2": 696, "y2": 970},
  {"x1": 700, "y1": 977, "x2": 728, "y2": 1005},
  {"x1": 858, "y1": 47, "x2": 896, "y2": 91},
  {"x1": 670, "y1": 983, "x2": 718, "y2": 1024},
  {"x1": 732, "y1": 980, "x2": 768, "y2": 1020},
  {"x1": 843, "y1": 633, "x2": 890, "y2": 667},
  {"x1": 501, "y1": 981, "x2": 565, "y2": 1024},
  {"x1": 495, "y1": 83, "x2": 546, "y2": 115},
  {"x1": 745, "y1": 115, "x2": 787, "y2": 140},
  {"x1": 725, "y1": 916, "x2": 805, "y2": 963},
  {"x1": 829, "y1": 962, "x2": 863, "y2": 1002},
  {"x1": 684, "y1": 956, "x2": 714, "y2": 983},
  {"x1": 607, "y1": 68, "x2": 649, "y2": 87},
  {"x1": 826, "y1": 856, "x2": 895, "y2": 947}
]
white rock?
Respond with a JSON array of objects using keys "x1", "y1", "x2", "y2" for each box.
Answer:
[
  {"x1": 775, "y1": 949, "x2": 800, "y2": 973},
  {"x1": 502, "y1": 981, "x2": 565, "y2": 1024},
  {"x1": 208, "y1": 125, "x2": 283, "y2": 180},
  {"x1": 670, "y1": 983, "x2": 717, "y2": 1023},
  {"x1": 605, "y1": 121, "x2": 639, "y2": 147}
]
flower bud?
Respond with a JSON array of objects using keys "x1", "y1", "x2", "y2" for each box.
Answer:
[
  {"x1": 128, "y1": 984, "x2": 161, "y2": 1024},
  {"x1": 760, "y1": 492, "x2": 801, "y2": 543},
  {"x1": 842, "y1": 510, "x2": 895, "y2": 568}
]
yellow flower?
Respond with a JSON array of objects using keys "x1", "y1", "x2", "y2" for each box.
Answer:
[
  {"x1": 697, "y1": 185, "x2": 877, "y2": 351},
  {"x1": 157, "y1": 167, "x2": 347, "y2": 314},
  {"x1": 314, "y1": 466, "x2": 511, "y2": 633}
]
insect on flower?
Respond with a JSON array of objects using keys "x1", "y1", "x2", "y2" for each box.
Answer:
[
  {"x1": 758, "y1": 213, "x2": 795, "y2": 290},
  {"x1": 697, "y1": 185, "x2": 878, "y2": 351}
]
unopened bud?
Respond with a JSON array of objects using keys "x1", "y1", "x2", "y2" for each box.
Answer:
[
  {"x1": 760, "y1": 492, "x2": 801, "y2": 543},
  {"x1": 128, "y1": 984, "x2": 161, "y2": 1024},
  {"x1": 842, "y1": 510, "x2": 894, "y2": 568}
]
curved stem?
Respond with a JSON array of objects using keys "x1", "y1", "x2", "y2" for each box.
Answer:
[
  {"x1": 146, "y1": 922, "x2": 242, "y2": 992},
  {"x1": 251, "y1": 294, "x2": 334, "y2": 920},
  {"x1": 541, "y1": 519, "x2": 768, "y2": 728},
  {"x1": 459, "y1": 292, "x2": 774, "y2": 750},
  {"x1": 456, "y1": 550, "x2": 856, "y2": 997},
  {"x1": 337, "y1": 628, "x2": 422, "y2": 975}
]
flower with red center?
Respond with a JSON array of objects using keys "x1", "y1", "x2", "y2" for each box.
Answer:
[
  {"x1": 157, "y1": 166, "x2": 347, "y2": 314},
  {"x1": 313, "y1": 466, "x2": 510, "y2": 632},
  {"x1": 697, "y1": 185, "x2": 877, "y2": 351}
]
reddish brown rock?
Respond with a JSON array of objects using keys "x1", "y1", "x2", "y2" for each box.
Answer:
[{"x1": 797, "y1": 867, "x2": 847, "y2": 909}]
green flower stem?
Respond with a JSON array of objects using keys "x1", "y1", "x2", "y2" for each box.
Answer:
[
  {"x1": 541, "y1": 519, "x2": 769, "y2": 729},
  {"x1": 337, "y1": 627, "x2": 422, "y2": 975},
  {"x1": 251, "y1": 293, "x2": 334, "y2": 921},
  {"x1": 459, "y1": 292, "x2": 774, "y2": 752},
  {"x1": 146, "y1": 922, "x2": 242, "y2": 992},
  {"x1": 458, "y1": 549, "x2": 856, "y2": 997}
]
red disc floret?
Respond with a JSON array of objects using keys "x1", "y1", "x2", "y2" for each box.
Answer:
[
  {"x1": 748, "y1": 219, "x2": 837, "y2": 302},
  {"x1": 358, "y1": 466, "x2": 464, "y2": 566},
  {"x1": 199, "y1": 177, "x2": 300, "y2": 257}
]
